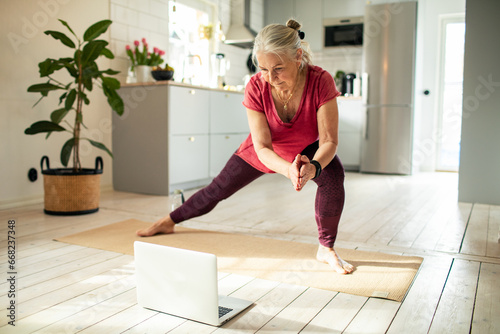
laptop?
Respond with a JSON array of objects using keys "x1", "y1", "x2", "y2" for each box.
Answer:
[{"x1": 134, "y1": 241, "x2": 253, "y2": 326}]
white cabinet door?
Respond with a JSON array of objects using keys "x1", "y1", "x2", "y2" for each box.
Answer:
[
  {"x1": 338, "y1": 99, "x2": 364, "y2": 132},
  {"x1": 209, "y1": 134, "x2": 244, "y2": 177},
  {"x1": 337, "y1": 99, "x2": 364, "y2": 168},
  {"x1": 337, "y1": 133, "x2": 362, "y2": 166},
  {"x1": 169, "y1": 134, "x2": 209, "y2": 184},
  {"x1": 210, "y1": 91, "x2": 248, "y2": 133},
  {"x1": 169, "y1": 86, "x2": 210, "y2": 135}
]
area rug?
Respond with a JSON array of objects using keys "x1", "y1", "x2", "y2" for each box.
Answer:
[{"x1": 55, "y1": 219, "x2": 423, "y2": 302}]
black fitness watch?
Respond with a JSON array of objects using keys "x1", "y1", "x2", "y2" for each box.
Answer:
[{"x1": 310, "y1": 160, "x2": 322, "y2": 179}]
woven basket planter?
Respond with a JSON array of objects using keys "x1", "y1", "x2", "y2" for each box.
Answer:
[{"x1": 41, "y1": 156, "x2": 103, "y2": 215}]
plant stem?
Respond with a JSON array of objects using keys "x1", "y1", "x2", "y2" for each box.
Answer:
[{"x1": 74, "y1": 52, "x2": 83, "y2": 171}]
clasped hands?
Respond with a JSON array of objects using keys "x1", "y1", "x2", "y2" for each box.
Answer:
[{"x1": 288, "y1": 154, "x2": 316, "y2": 191}]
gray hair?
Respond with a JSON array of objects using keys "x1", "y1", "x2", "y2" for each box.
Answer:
[{"x1": 252, "y1": 19, "x2": 313, "y2": 68}]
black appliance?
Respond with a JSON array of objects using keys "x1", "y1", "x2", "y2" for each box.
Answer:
[
  {"x1": 342, "y1": 73, "x2": 356, "y2": 96},
  {"x1": 324, "y1": 17, "x2": 363, "y2": 47}
]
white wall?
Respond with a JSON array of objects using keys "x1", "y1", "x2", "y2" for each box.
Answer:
[
  {"x1": 458, "y1": 0, "x2": 500, "y2": 205},
  {"x1": 0, "y1": 0, "x2": 112, "y2": 209}
]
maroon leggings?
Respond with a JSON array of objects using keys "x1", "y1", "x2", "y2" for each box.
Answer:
[{"x1": 170, "y1": 141, "x2": 345, "y2": 248}]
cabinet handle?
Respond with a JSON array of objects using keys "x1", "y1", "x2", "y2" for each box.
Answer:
[
  {"x1": 188, "y1": 136, "x2": 195, "y2": 142},
  {"x1": 189, "y1": 90, "x2": 196, "y2": 95},
  {"x1": 225, "y1": 135, "x2": 230, "y2": 139},
  {"x1": 225, "y1": 94, "x2": 229, "y2": 98}
]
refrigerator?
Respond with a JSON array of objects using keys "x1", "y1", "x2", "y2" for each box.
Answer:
[{"x1": 360, "y1": 1, "x2": 417, "y2": 175}]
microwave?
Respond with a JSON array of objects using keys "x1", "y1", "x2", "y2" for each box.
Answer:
[{"x1": 323, "y1": 17, "x2": 364, "y2": 48}]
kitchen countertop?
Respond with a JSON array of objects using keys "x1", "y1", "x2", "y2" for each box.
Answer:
[
  {"x1": 120, "y1": 80, "x2": 245, "y2": 94},
  {"x1": 121, "y1": 81, "x2": 363, "y2": 100}
]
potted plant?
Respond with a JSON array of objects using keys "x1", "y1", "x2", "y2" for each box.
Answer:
[
  {"x1": 125, "y1": 38, "x2": 173, "y2": 82},
  {"x1": 25, "y1": 19, "x2": 124, "y2": 215}
]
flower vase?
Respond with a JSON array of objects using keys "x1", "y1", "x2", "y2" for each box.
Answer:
[{"x1": 135, "y1": 65, "x2": 153, "y2": 83}]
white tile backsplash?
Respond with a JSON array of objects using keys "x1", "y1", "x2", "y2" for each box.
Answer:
[{"x1": 111, "y1": 0, "x2": 169, "y2": 81}]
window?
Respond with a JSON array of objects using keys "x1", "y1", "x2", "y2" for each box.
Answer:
[
  {"x1": 436, "y1": 16, "x2": 465, "y2": 172},
  {"x1": 168, "y1": 0, "x2": 214, "y2": 86}
]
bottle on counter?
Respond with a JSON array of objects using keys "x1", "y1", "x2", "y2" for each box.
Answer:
[
  {"x1": 171, "y1": 189, "x2": 185, "y2": 212},
  {"x1": 353, "y1": 72, "x2": 361, "y2": 97}
]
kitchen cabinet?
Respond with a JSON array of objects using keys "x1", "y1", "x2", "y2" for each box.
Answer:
[
  {"x1": 264, "y1": 0, "x2": 323, "y2": 52},
  {"x1": 169, "y1": 86, "x2": 209, "y2": 135},
  {"x1": 294, "y1": 0, "x2": 323, "y2": 52},
  {"x1": 210, "y1": 133, "x2": 248, "y2": 176},
  {"x1": 168, "y1": 86, "x2": 210, "y2": 186},
  {"x1": 209, "y1": 90, "x2": 250, "y2": 177},
  {"x1": 113, "y1": 82, "x2": 247, "y2": 195},
  {"x1": 170, "y1": 134, "x2": 210, "y2": 184},
  {"x1": 337, "y1": 98, "x2": 364, "y2": 170}
]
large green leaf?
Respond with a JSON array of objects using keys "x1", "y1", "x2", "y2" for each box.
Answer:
[
  {"x1": 102, "y1": 84, "x2": 124, "y2": 116},
  {"x1": 81, "y1": 40, "x2": 108, "y2": 67},
  {"x1": 27, "y1": 83, "x2": 62, "y2": 96},
  {"x1": 65, "y1": 89, "x2": 77, "y2": 111},
  {"x1": 38, "y1": 58, "x2": 74, "y2": 77},
  {"x1": 58, "y1": 19, "x2": 77, "y2": 40},
  {"x1": 83, "y1": 20, "x2": 112, "y2": 42},
  {"x1": 50, "y1": 108, "x2": 69, "y2": 123},
  {"x1": 64, "y1": 62, "x2": 78, "y2": 78},
  {"x1": 60, "y1": 138, "x2": 75, "y2": 167},
  {"x1": 101, "y1": 69, "x2": 120, "y2": 75},
  {"x1": 81, "y1": 63, "x2": 99, "y2": 91},
  {"x1": 25, "y1": 121, "x2": 65, "y2": 135},
  {"x1": 38, "y1": 58, "x2": 63, "y2": 77},
  {"x1": 78, "y1": 90, "x2": 90, "y2": 105},
  {"x1": 102, "y1": 76, "x2": 120, "y2": 90},
  {"x1": 44, "y1": 30, "x2": 75, "y2": 48},
  {"x1": 86, "y1": 138, "x2": 113, "y2": 158},
  {"x1": 101, "y1": 47, "x2": 114, "y2": 59}
]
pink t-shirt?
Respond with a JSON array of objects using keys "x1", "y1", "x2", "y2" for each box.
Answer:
[{"x1": 236, "y1": 65, "x2": 340, "y2": 173}]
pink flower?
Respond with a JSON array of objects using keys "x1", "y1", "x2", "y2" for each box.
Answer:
[
  {"x1": 153, "y1": 47, "x2": 159, "y2": 54},
  {"x1": 125, "y1": 45, "x2": 131, "y2": 50},
  {"x1": 142, "y1": 38, "x2": 147, "y2": 44},
  {"x1": 159, "y1": 50, "x2": 165, "y2": 56},
  {"x1": 134, "y1": 40, "x2": 140, "y2": 46}
]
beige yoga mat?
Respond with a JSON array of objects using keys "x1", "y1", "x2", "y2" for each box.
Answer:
[{"x1": 56, "y1": 219, "x2": 423, "y2": 302}]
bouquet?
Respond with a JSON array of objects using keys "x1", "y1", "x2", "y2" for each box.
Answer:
[{"x1": 125, "y1": 38, "x2": 165, "y2": 69}]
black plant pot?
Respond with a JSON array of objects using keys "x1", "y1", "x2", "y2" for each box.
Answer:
[{"x1": 41, "y1": 156, "x2": 103, "y2": 215}]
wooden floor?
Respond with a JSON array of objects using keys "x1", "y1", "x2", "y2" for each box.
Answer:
[{"x1": 1, "y1": 171, "x2": 499, "y2": 333}]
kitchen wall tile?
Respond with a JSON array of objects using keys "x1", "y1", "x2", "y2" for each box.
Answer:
[
  {"x1": 150, "y1": 0, "x2": 169, "y2": 18},
  {"x1": 138, "y1": 12, "x2": 160, "y2": 32},
  {"x1": 111, "y1": 0, "x2": 128, "y2": 7},
  {"x1": 111, "y1": 3, "x2": 128, "y2": 25},
  {"x1": 111, "y1": 21, "x2": 128, "y2": 43},
  {"x1": 128, "y1": 0, "x2": 149, "y2": 14},
  {"x1": 125, "y1": 7, "x2": 139, "y2": 26}
]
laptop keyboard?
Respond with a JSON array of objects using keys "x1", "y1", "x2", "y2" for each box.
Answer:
[{"x1": 218, "y1": 306, "x2": 233, "y2": 318}]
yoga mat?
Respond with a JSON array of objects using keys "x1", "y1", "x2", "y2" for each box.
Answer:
[{"x1": 56, "y1": 219, "x2": 423, "y2": 302}]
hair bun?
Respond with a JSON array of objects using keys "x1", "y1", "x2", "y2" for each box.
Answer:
[{"x1": 286, "y1": 19, "x2": 301, "y2": 31}]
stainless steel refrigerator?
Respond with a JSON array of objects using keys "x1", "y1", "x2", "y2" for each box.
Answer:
[{"x1": 360, "y1": 1, "x2": 417, "y2": 174}]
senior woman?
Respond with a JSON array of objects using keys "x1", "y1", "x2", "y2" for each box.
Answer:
[{"x1": 137, "y1": 19, "x2": 354, "y2": 274}]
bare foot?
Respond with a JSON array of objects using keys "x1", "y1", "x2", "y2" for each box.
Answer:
[
  {"x1": 316, "y1": 245, "x2": 355, "y2": 274},
  {"x1": 136, "y1": 216, "x2": 175, "y2": 237}
]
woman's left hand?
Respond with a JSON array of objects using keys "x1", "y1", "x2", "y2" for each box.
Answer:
[{"x1": 294, "y1": 155, "x2": 316, "y2": 191}]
